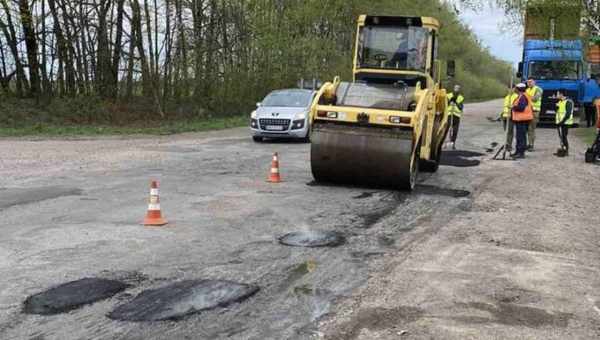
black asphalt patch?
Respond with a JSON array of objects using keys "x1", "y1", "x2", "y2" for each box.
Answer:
[
  {"x1": 23, "y1": 278, "x2": 129, "y2": 315},
  {"x1": 440, "y1": 150, "x2": 483, "y2": 168},
  {"x1": 107, "y1": 280, "x2": 259, "y2": 322},
  {"x1": 353, "y1": 192, "x2": 376, "y2": 199},
  {"x1": 279, "y1": 231, "x2": 345, "y2": 248},
  {"x1": 443, "y1": 150, "x2": 485, "y2": 158},
  {"x1": 415, "y1": 185, "x2": 471, "y2": 198},
  {"x1": 0, "y1": 186, "x2": 83, "y2": 210}
]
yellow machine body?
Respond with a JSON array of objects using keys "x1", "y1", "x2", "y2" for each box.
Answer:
[{"x1": 309, "y1": 15, "x2": 450, "y2": 190}]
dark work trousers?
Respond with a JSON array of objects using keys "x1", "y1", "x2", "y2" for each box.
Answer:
[
  {"x1": 515, "y1": 121, "x2": 529, "y2": 155},
  {"x1": 558, "y1": 125, "x2": 570, "y2": 150},
  {"x1": 450, "y1": 115, "x2": 461, "y2": 142},
  {"x1": 585, "y1": 108, "x2": 595, "y2": 128}
]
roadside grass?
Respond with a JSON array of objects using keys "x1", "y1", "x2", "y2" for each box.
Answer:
[
  {"x1": 0, "y1": 115, "x2": 248, "y2": 137},
  {"x1": 575, "y1": 126, "x2": 598, "y2": 145}
]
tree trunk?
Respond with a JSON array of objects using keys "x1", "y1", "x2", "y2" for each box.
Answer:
[
  {"x1": 18, "y1": 0, "x2": 41, "y2": 97},
  {"x1": 111, "y1": 0, "x2": 126, "y2": 99},
  {"x1": 0, "y1": 0, "x2": 26, "y2": 96}
]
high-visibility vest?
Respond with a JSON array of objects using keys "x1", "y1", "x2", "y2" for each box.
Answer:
[
  {"x1": 512, "y1": 93, "x2": 534, "y2": 122},
  {"x1": 503, "y1": 93, "x2": 519, "y2": 119},
  {"x1": 447, "y1": 93, "x2": 465, "y2": 117},
  {"x1": 526, "y1": 86, "x2": 543, "y2": 112},
  {"x1": 556, "y1": 99, "x2": 574, "y2": 125}
]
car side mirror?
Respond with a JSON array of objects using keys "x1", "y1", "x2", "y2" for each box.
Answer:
[
  {"x1": 447, "y1": 60, "x2": 456, "y2": 78},
  {"x1": 256, "y1": 102, "x2": 262, "y2": 107},
  {"x1": 516, "y1": 62, "x2": 523, "y2": 79}
]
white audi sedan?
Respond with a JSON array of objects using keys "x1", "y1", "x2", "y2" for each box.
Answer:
[{"x1": 250, "y1": 89, "x2": 315, "y2": 142}]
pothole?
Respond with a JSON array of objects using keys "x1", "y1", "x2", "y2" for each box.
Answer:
[
  {"x1": 353, "y1": 192, "x2": 377, "y2": 200},
  {"x1": 0, "y1": 186, "x2": 83, "y2": 210},
  {"x1": 459, "y1": 302, "x2": 572, "y2": 328},
  {"x1": 23, "y1": 278, "x2": 129, "y2": 315},
  {"x1": 279, "y1": 231, "x2": 346, "y2": 248},
  {"x1": 107, "y1": 280, "x2": 259, "y2": 322},
  {"x1": 415, "y1": 185, "x2": 471, "y2": 198},
  {"x1": 440, "y1": 150, "x2": 483, "y2": 168}
]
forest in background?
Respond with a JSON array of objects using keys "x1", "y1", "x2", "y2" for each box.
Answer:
[{"x1": 0, "y1": 0, "x2": 512, "y2": 128}]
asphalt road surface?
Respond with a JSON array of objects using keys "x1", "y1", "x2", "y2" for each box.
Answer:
[{"x1": 1, "y1": 100, "x2": 599, "y2": 340}]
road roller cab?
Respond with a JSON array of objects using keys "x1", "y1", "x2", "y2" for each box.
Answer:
[{"x1": 309, "y1": 15, "x2": 451, "y2": 190}]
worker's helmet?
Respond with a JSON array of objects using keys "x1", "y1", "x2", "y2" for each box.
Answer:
[{"x1": 453, "y1": 85, "x2": 461, "y2": 92}]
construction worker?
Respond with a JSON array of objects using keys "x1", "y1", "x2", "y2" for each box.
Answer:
[
  {"x1": 555, "y1": 92, "x2": 575, "y2": 156},
  {"x1": 446, "y1": 85, "x2": 465, "y2": 150},
  {"x1": 502, "y1": 86, "x2": 518, "y2": 151},
  {"x1": 526, "y1": 78, "x2": 543, "y2": 151},
  {"x1": 511, "y1": 83, "x2": 534, "y2": 159}
]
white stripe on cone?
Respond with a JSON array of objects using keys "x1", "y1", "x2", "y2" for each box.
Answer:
[
  {"x1": 150, "y1": 188, "x2": 159, "y2": 196},
  {"x1": 148, "y1": 203, "x2": 161, "y2": 211}
]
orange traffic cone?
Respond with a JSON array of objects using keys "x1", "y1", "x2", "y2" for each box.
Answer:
[
  {"x1": 268, "y1": 153, "x2": 282, "y2": 183},
  {"x1": 143, "y1": 180, "x2": 168, "y2": 226}
]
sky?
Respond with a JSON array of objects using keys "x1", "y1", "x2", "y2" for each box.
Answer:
[{"x1": 456, "y1": 3, "x2": 523, "y2": 66}]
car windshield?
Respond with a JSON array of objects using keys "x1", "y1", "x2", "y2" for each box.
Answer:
[
  {"x1": 529, "y1": 61, "x2": 581, "y2": 80},
  {"x1": 262, "y1": 91, "x2": 313, "y2": 107},
  {"x1": 357, "y1": 26, "x2": 429, "y2": 72}
]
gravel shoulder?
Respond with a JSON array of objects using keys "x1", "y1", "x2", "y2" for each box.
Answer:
[{"x1": 320, "y1": 100, "x2": 600, "y2": 339}]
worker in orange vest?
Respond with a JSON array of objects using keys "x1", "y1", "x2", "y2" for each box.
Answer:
[{"x1": 511, "y1": 83, "x2": 534, "y2": 159}]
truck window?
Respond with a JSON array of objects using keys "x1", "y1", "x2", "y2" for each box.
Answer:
[{"x1": 528, "y1": 61, "x2": 581, "y2": 80}]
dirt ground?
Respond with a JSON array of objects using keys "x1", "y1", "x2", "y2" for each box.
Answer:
[{"x1": 0, "y1": 99, "x2": 599, "y2": 340}]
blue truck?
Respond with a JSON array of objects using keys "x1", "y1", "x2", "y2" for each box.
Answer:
[{"x1": 517, "y1": 3, "x2": 600, "y2": 124}]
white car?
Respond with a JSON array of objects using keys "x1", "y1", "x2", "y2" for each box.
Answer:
[{"x1": 250, "y1": 89, "x2": 314, "y2": 142}]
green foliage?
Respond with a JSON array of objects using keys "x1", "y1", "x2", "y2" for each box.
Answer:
[
  {"x1": 1, "y1": 0, "x2": 511, "y2": 133},
  {"x1": 0, "y1": 113, "x2": 248, "y2": 137}
]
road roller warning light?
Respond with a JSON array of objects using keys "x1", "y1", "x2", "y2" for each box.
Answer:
[
  {"x1": 308, "y1": 15, "x2": 451, "y2": 190},
  {"x1": 143, "y1": 180, "x2": 168, "y2": 226},
  {"x1": 268, "y1": 153, "x2": 282, "y2": 183}
]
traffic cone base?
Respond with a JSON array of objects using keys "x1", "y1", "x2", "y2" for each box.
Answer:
[
  {"x1": 143, "y1": 181, "x2": 168, "y2": 226},
  {"x1": 144, "y1": 211, "x2": 168, "y2": 226}
]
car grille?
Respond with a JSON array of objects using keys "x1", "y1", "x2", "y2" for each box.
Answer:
[
  {"x1": 259, "y1": 118, "x2": 291, "y2": 131},
  {"x1": 541, "y1": 89, "x2": 579, "y2": 112}
]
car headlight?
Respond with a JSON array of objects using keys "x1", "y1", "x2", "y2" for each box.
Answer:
[
  {"x1": 251, "y1": 110, "x2": 257, "y2": 119},
  {"x1": 295, "y1": 112, "x2": 308, "y2": 120}
]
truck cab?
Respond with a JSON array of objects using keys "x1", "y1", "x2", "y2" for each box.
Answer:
[{"x1": 520, "y1": 40, "x2": 585, "y2": 121}]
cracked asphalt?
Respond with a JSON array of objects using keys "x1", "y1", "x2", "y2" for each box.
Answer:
[{"x1": 1, "y1": 99, "x2": 599, "y2": 339}]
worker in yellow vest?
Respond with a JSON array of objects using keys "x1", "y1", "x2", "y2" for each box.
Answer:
[
  {"x1": 446, "y1": 85, "x2": 465, "y2": 150},
  {"x1": 555, "y1": 92, "x2": 574, "y2": 156},
  {"x1": 526, "y1": 78, "x2": 543, "y2": 151},
  {"x1": 502, "y1": 86, "x2": 519, "y2": 152}
]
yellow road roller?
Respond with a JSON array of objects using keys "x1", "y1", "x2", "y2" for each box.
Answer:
[{"x1": 309, "y1": 15, "x2": 453, "y2": 190}]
